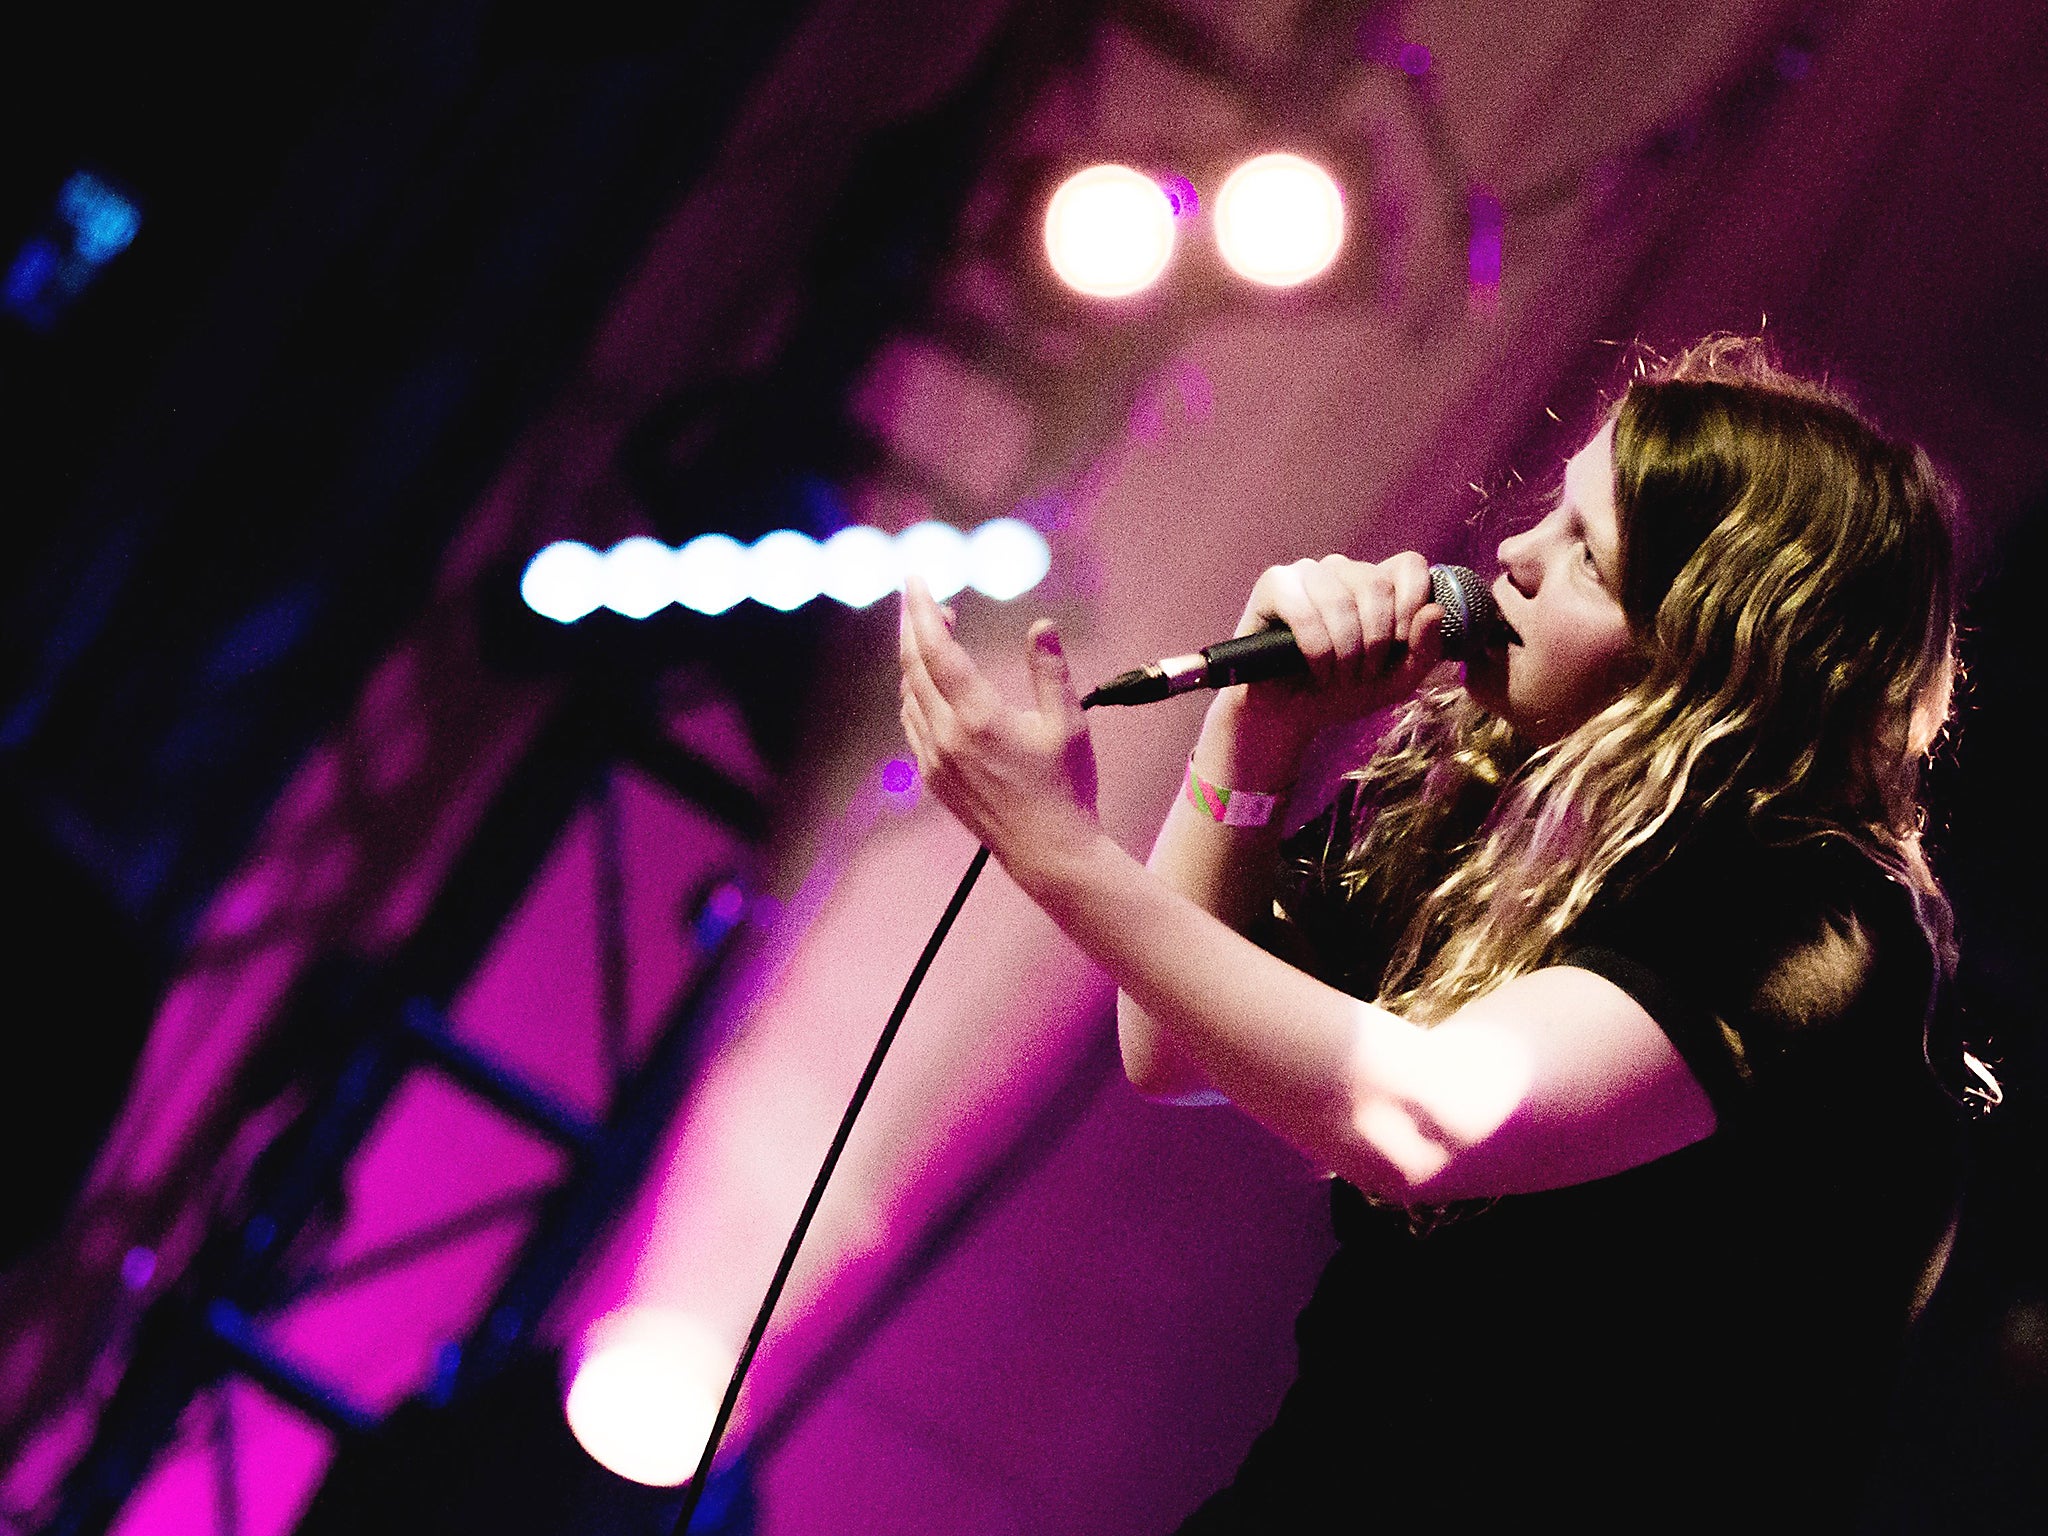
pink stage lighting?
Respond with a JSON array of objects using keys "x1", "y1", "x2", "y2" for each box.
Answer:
[
  {"x1": 564, "y1": 1306, "x2": 735, "y2": 1487},
  {"x1": 1213, "y1": 152, "x2": 1345, "y2": 288},
  {"x1": 1042, "y1": 164, "x2": 1176, "y2": 298}
]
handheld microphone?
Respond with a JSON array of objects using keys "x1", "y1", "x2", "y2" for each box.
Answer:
[{"x1": 1080, "y1": 563, "x2": 1507, "y2": 709}]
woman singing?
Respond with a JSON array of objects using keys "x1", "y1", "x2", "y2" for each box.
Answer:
[{"x1": 897, "y1": 337, "x2": 1974, "y2": 1529}]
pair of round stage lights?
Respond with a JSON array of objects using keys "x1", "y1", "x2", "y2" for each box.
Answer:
[{"x1": 1043, "y1": 152, "x2": 1344, "y2": 298}]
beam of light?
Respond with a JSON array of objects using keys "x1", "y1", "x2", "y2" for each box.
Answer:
[
  {"x1": 520, "y1": 540, "x2": 609, "y2": 623},
  {"x1": 1213, "y1": 153, "x2": 1345, "y2": 289},
  {"x1": 564, "y1": 1306, "x2": 734, "y2": 1487},
  {"x1": 521, "y1": 520, "x2": 1051, "y2": 621},
  {"x1": 1043, "y1": 164, "x2": 1176, "y2": 298}
]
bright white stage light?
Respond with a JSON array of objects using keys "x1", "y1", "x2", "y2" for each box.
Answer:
[
  {"x1": 564, "y1": 1307, "x2": 733, "y2": 1487},
  {"x1": 967, "y1": 518, "x2": 1052, "y2": 601},
  {"x1": 896, "y1": 521, "x2": 972, "y2": 601},
  {"x1": 603, "y1": 537, "x2": 679, "y2": 619},
  {"x1": 675, "y1": 533, "x2": 751, "y2": 615},
  {"x1": 523, "y1": 518, "x2": 1050, "y2": 620},
  {"x1": 1214, "y1": 153, "x2": 1345, "y2": 288},
  {"x1": 521, "y1": 541, "x2": 606, "y2": 624},
  {"x1": 748, "y1": 529, "x2": 825, "y2": 612},
  {"x1": 1043, "y1": 164, "x2": 1176, "y2": 298},
  {"x1": 821, "y1": 525, "x2": 901, "y2": 608}
]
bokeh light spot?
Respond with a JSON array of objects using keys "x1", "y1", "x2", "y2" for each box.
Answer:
[
  {"x1": 565, "y1": 1307, "x2": 733, "y2": 1487},
  {"x1": 693, "y1": 879, "x2": 748, "y2": 949},
  {"x1": 748, "y1": 529, "x2": 824, "y2": 612},
  {"x1": 523, "y1": 518, "x2": 1048, "y2": 619},
  {"x1": 602, "y1": 537, "x2": 679, "y2": 619},
  {"x1": 1214, "y1": 153, "x2": 1345, "y2": 288},
  {"x1": 675, "y1": 534, "x2": 751, "y2": 616},
  {"x1": 521, "y1": 541, "x2": 607, "y2": 624},
  {"x1": 896, "y1": 521, "x2": 972, "y2": 601},
  {"x1": 1043, "y1": 164, "x2": 1176, "y2": 298},
  {"x1": 967, "y1": 518, "x2": 1052, "y2": 601},
  {"x1": 121, "y1": 1246, "x2": 158, "y2": 1293},
  {"x1": 820, "y1": 525, "x2": 901, "y2": 608}
]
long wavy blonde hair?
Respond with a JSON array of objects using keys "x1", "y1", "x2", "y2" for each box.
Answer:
[{"x1": 1342, "y1": 336, "x2": 1958, "y2": 1022}]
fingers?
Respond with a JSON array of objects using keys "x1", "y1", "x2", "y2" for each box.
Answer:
[
  {"x1": 1383, "y1": 552, "x2": 1433, "y2": 639},
  {"x1": 896, "y1": 584, "x2": 1101, "y2": 852},
  {"x1": 900, "y1": 577, "x2": 997, "y2": 727},
  {"x1": 1246, "y1": 561, "x2": 1342, "y2": 688},
  {"x1": 1235, "y1": 551, "x2": 1447, "y2": 714},
  {"x1": 1264, "y1": 557, "x2": 1405, "y2": 689},
  {"x1": 1025, "y1": 619, "x2": 1082, "y2": 726},
  {"x1": 1395, "y1": 601, "x2": 1446, "y2": 685},
  {"x1": 1300, "y1": 558, "x2": 1371, "y2": 689},
  {"x1": 899, "y1": 676, "x2": 937, "y2": 773}
]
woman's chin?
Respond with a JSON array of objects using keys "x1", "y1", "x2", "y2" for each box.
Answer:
[{"x1": 1461, "y1": 651, "x2": 1508, "y2": 715}]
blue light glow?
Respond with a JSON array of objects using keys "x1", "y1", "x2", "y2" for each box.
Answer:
[
  {"x1": 3, "y1": 170, "x2": 143, "y2": 330},
  {"x1": 59, "y1": 173, "x2": 142, "y2": 264},
  {"x1": 2, "y1": 241, "x2": 60, "y2": 313}
]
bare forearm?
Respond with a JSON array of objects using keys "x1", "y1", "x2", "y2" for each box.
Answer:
[
  {"x1": 1026, "y1": 827, "x2": 1372, "y2": 1165},
  {"x1": 1011, "y1": 826, "x2": 1717, "y2": 1207},
  {"x1": 1116, "y1": 691, "x2": 1318, "y2": 1097}
]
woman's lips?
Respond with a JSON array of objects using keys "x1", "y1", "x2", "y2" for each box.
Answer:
[{"x1": 1487, "y1": 575, "x2": 1524, "y2": 648}]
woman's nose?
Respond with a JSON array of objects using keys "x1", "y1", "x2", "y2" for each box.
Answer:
[{"x1": 1496, "y1": 529, "x2": 1538, "y2": 594}]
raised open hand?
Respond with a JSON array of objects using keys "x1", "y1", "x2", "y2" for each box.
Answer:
[{"x1": 898, "y1": 577, "x2": 1100, "y2": 883}]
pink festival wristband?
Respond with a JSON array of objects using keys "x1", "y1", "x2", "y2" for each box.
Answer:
[{"x1": 1183, "y1": 757, "x2": 1286, "y2": 828}]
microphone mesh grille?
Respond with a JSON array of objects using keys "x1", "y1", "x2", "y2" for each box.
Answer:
[{"x1": 1429, "y1": 564, "x2": 1499, "y2": 662}]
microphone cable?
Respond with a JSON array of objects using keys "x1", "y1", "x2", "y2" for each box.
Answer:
[
  {"x1": 672, "y1": 676, "x2": 1138, "y2": 1530},
  {"x1": 668, "y1": 842, "x2": 991, "y2": 1534}
]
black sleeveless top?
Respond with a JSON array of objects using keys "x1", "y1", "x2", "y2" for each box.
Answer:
[{"x1": 1174, "y1": 787, "x2": 1965, "y2": 1533}]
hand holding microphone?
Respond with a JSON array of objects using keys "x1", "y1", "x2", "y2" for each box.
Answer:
[
  {"x1": 900, "y1": 551, "x2": 1501, "y2": 881},
  {"x1": 1082, "y1": 556, "x2": 1506, "y2": 715}
]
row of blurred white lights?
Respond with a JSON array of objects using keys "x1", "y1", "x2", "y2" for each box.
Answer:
[
  {"x1": 521, "y1": 517, "x2": 1052, "y2": 624},
  {"x1": 1045, "y1": 152, "x2": 1346, "y2": 298}
]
